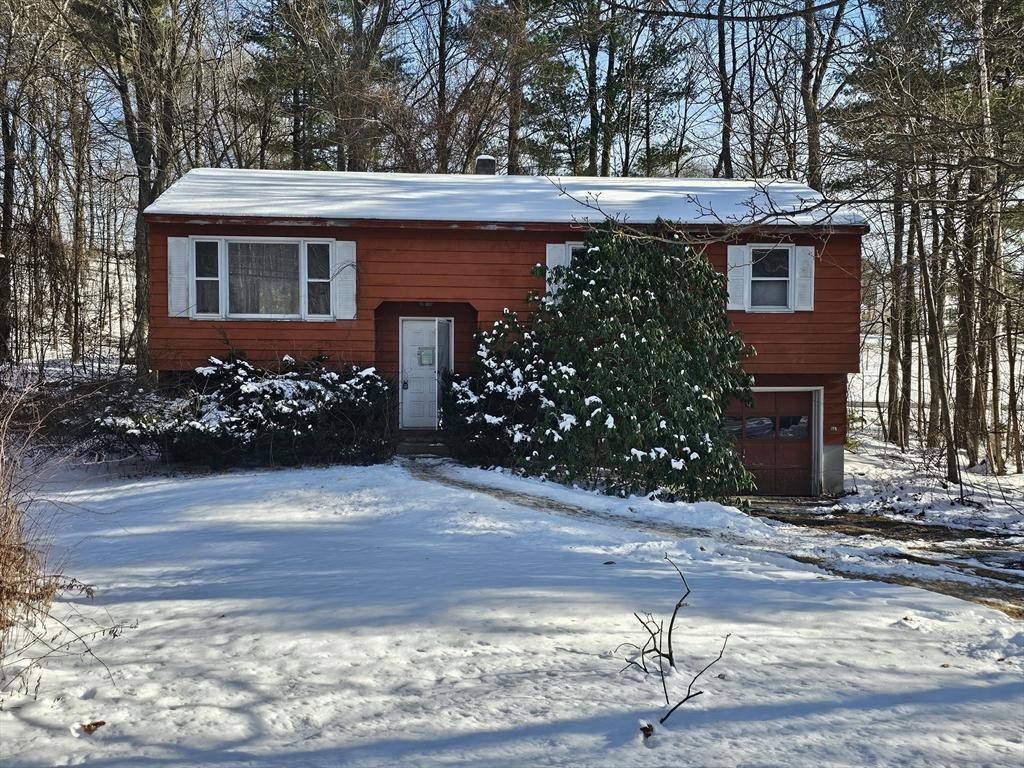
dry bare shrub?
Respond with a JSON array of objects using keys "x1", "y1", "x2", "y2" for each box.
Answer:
[
  {"x1": 0, "y1": 384, "x2": 127, "y2": 700},
  {"x1": 0, "y1": 387, "x2": 61, "y2": 692}
]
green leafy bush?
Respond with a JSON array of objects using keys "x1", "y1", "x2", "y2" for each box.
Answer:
[
  {"x1": 444, "y1": 223, "x2": 753, "y2": 500},
  {"x1": 101, "y1": 356, "x2": 395, "y2": 467}
]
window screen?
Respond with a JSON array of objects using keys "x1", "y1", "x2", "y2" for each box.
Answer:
[{"x1": 306, "y1": 243, "x2": 331, "y2": 316}]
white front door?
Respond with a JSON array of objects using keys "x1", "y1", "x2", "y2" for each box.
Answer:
[{"x1": 400, "y1": 318, "x2": 452, "y2": 429}]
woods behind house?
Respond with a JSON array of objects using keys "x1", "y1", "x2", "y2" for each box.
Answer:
[{"x1": 0, "y1": 0, "x2": 1021, "y2": 475}]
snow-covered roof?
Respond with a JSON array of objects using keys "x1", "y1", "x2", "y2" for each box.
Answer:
[{"x1": 145, "y1": 167, "x2": 867, "y2": 227}]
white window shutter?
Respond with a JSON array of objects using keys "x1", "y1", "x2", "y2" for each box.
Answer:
[
  {"x1": 167, "y1": 237, "x2": 190, "y2": 317},
  {"x1": 794, "y1": 245, "x2": 815, "y2": 311},
  {"x1": 546, "y1": 243, "x2": 569, "y2": 295},
  {"x1": 332, "y1": 240, "x2": 357, "y2": 319},
  {"x1": 726, "y1": 245, "x2": 750, "y2": 310}
]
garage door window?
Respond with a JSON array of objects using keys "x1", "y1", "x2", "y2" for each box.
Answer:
[
  {"x1": 779, "y1": 415, "x2": 809, "y2": 438},
  {"x1": 744, "y1": 416, "x2": 776, "y2": 439}
]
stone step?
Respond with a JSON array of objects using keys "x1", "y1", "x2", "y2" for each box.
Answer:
[{"x1": 396, "y1": 440, "x2": 450, "y2": 457}]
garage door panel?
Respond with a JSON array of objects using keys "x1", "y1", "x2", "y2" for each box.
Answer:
[
  {"x1": 747, "y1": 391, "x2": 776, "y2": 414},
  {"x1": 729, "y1": 389, "x2": 815, "y2": 496},
  {"x1": 776, "y1": 442, "x2": 809, "y2": 467},
  {"x1": 774, "y1": 470, "x2": 811, "y2": 496},
  {"x1": 743, "y1": 443, "x2": 776, "y2": 468},
  {"x1": 749, "y1": 468, "x2": 776, "y2": 494},
  {"x1": 776, "y1": 391, "x2": 811, "y2": 411}
]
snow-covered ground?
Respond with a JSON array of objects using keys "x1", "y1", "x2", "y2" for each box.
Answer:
[
  {"x1": 850, "y1": 334, "x2": 1017, "y2": 413},
  {"x1": 435, "y1": 460, "x2": 1024, "y2": 605},
  {"x1": 2, "y1": 461, "x2": 1022, "y2": 767},
  {"x1": 838, "y1": 434, "x2": 1024, "y2": 534}
]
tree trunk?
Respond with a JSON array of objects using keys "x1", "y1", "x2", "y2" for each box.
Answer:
[
  {"x1": 715, "y1": 0, "x2": 733, "y2": 178},
  {"x1": 800, "y1": 0, "x2": 822, "y2": 191},
  {"x1": 915, "y1": 190, "x2": 960, "y2": 485},
  {"x1": 506, "y1": 0, "x2": 526, "y2": 175},
  {"x1": 886, "y1": 175, "x2": 905, "y2": 446},
  {"x1": 0, "y1": 95, "x2": 15, "y2": 362}
]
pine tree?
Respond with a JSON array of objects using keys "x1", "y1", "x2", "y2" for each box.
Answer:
[{"x1": 445, "y1": 223, "x2": 753, "y2": 500}]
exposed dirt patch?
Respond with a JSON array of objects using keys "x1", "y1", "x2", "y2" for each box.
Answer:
[
  {"x1": 745, "y1": 496, "x2": 1024, "y2": 608},
  {"x1": 786, "y1": 553, "x2": 1024, "y2": 620},
  {"x1": 744, "y1": 497, "x2": 1015, "y2": 542}
]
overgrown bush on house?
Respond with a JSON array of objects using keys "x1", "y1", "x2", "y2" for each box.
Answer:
[
  {"x1": 443, "y1": 222, "x2": 753, "y2": 500},
  {"x1": 101, "y1": 356, "x2": 395, "y2": 467}
]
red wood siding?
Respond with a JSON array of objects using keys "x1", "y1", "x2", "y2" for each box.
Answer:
[
  {"x1": 148, "y1": 222, "x2": 552, "y2": 371},
  {"x1": 708, "y1": 234, "x2": 861, "y2": 374},
  {"x1": 147, "y1": 220, "x2": 861, "y2": 379}
]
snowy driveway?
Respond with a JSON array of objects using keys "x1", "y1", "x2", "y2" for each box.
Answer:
[{"x1": 2, "y1": 463, "x2": 1022, "y2": 767}]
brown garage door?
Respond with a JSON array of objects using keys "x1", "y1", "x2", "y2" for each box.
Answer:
[{"x1": 725, "y1": 391, "x2": 813, "y2": 496}]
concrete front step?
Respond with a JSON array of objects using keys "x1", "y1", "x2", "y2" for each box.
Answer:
[{"x1": 396, "y1": 440, "x2": 450, "y2": 457}]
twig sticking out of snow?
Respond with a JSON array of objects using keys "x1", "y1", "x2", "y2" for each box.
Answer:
[{"x1": 615, "y1": 555, "x2": 731, "y2": 725}]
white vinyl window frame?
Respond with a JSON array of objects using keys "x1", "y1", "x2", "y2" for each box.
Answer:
[
  {"x1": 188, "y1": 236, "x2": 337, "y2": 321},
  {"x1": 545, "y1": 241, "x2": 585, "y2": 297},
  {"x1": 747, "y1": 243, "x2": 795, "y2": 313},
  {"x1": 566, "y1": 241, "x2": 586, "y2": 260}
]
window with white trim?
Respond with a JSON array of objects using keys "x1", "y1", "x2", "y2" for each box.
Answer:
[
  {"x1": 194, "y1": 241, "x2": 220, "y2": 315},
  {"x1": 191, "y1": 238, "x2": 335, "y2": 319},
  {"x1": 749, "y1": 245, "x2": 793, "y2": 310},
  {"x1": 545, "y1": 241, "x2": 586, "y2": 297},
  {"x1": 305, "y1": 243, "x2": 332, "y2": 316},
  {"x1": 727, "y1": 243, "x2": 814, "y2": 313}
]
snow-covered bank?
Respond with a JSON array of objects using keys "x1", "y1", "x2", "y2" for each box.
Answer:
[
  {"x1": 1, "y1": 462, "x2": 1021, "y2": 767},
  {"x1": 838, "y1": 434, "x2": 1024, "y2": 535},
  {"x1": 441, "y1": 462, "x2": 779, "y2": 538}
]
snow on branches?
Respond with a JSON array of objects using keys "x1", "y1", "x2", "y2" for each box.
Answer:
[{"x1": 443, "y1": 222, "x2": 753, "y2": 499}]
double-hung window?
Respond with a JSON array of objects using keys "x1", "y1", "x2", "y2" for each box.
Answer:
[
  {"x1": 194, "y1": 241, "x2": 221, "y2": 315},
  {"x1": 545, "y1": 241, "x2": 586, "y2": 296},
  {"x1": 726, "y1": 243, "x2": 814, "y2": 313},
  {"x1": 190, "y1": 238, "x2": 336, "y2": 320},
  {"x1": 749, "y1": 246, "x2": 792, "y2": 310}
]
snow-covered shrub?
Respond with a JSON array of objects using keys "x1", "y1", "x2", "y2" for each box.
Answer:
[
  {"x1": 443, "y1": 223, "x2": 753, "y2": 499},
  {"x1": 101, "y1": 356, "x2": 395, "y2": 467}
]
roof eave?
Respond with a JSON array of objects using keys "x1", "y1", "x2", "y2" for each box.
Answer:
[{"x1": 143, "y1": 211, "x2": 869, "y2": 235}]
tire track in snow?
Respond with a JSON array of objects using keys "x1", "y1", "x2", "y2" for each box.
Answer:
[{"x1": 404, "y1": 459, "x2": 1024, "y2": 618}]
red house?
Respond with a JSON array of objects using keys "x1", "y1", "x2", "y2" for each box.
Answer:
[{"x1": 145, "y1": 166, "x2": 866, "y2": 496}]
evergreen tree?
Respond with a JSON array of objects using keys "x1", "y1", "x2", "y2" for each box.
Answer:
[{"x1": 445, "y1": 223, "x2": 753, "y2": 500}]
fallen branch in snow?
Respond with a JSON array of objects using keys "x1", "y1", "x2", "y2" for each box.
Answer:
[{"x1": 616, "y1": 555, "x2": 731, "y2": 728}]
